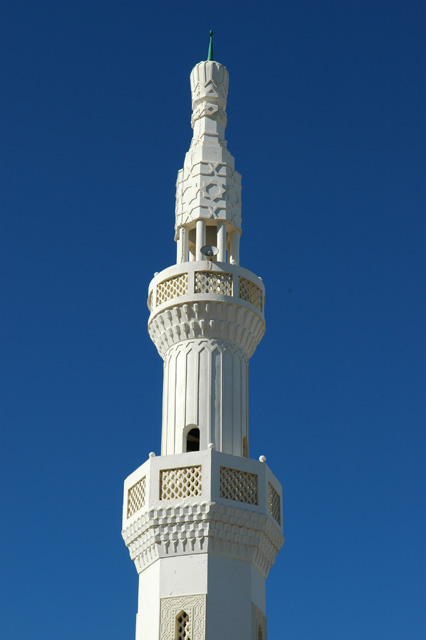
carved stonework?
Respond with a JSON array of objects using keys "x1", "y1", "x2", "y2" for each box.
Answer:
[
  {"x1": 252, "y1": 603, "x2": 267, "y2": 640},
  {"x1": 148, "y1": 301, "x2": 264, "y2": 360},
  {"x1": 160, "y1": 594, "x2": 206, "y2": 640},
  {"x1": 174, "y1": 60, "x2": 242, "y2": 233},
  {"x1": 175, "y1": 160, "x2": 242, "y2": 228},
  {"x1": 190, "y1": 61, "x2": 229, "y2": 119},
  {"x1": 123, "y1": 500, "x2": 284, "y2": 579}
]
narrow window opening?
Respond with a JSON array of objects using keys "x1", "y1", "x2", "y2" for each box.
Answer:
[
  {"x1": 186, "y1": 428, "x2": 200, "y2": 452},
  {"x1": 175, "y1": 610, "x2": 190, "y2": 640},
  {"x1": 258, "y1": 624, "x2": 263, "y2": 640}
]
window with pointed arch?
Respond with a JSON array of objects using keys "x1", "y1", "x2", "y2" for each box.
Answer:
[{"x1": 175, "y1": 610, "x2": 190, "y2": 639}]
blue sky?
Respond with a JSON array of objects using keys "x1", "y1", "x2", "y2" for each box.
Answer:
[{"x1": 1, "y1": 1, "x2": 425, "y2": 638}]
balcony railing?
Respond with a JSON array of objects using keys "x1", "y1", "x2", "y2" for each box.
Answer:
[{"x1": 148, "y1": 263, "x2": 264, "y2": 314}]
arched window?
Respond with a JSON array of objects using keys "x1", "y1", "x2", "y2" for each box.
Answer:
[
  {"x1": 186, "y1": 427, "x2": 200, "y2": 452},
  {"x1": 258, "y1": 624, "x2": 263, "y2": 640},
  {"x1": 175, "y1": 610, "x2": 190, "y2": 640}
]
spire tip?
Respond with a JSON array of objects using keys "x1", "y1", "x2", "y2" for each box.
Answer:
[{"x1": 207, "y1": 30, "x2": 214, "y2": 61}]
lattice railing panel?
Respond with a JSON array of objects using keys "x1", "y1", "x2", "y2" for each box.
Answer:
[
  {"x1": 194, "y1": 271, "x2": 233, "y2": 296},
  {"x1": 239, "y1": 276, "x2": 263, "y2": 311},
  {"x1": 127, "y1": 476, "x2": 146, "y2": 518},
  {"x1": 268, "y1": 482, "x2": 281, "y2": 525},
  {"x1": 220, "y1": 466, "x2": 258, "y2": 504},
  {"x1": 160, "y1": 465, "x2": 202, "y2": 500},
  {"x1": 156, "y1": 273, "x2": 188, "y2": 306}
]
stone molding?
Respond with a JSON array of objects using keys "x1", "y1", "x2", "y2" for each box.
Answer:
[
  {"x1": 160, "y1": 594, "x2": 206, "y2": 640},
  {"x1": 149, "y1": 301, "x2": 264, "y2": 360},
  {"x1": 122, "y1": 501, "x2": 284, "y2": 580}
]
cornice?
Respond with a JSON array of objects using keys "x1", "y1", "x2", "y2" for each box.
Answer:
[{"x1": 122, "y1": 501, "x2": 284, "y2": 579}]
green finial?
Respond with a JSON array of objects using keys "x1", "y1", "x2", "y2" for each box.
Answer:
[{"x1": 207, "y1": 30, "x2": 214, "y2": 61}]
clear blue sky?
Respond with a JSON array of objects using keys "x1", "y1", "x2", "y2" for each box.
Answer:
[{"x1": 1, "y1": 1, "x2": 425, "y2": 638}]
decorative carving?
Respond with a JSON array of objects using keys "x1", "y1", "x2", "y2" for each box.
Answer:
[
  {"x1": 148, "y1": 301, "x2": 264, "y2": 360},
  {"x1": 239, "y1": 276, "x2": 263, "y2": 312},
  {"x1": 156, "y1": 273, "x2": 188, "y2": 306},
  {"x1": 174, "y1": 61, "x2": 242, "y2": 233},
  {"x1": 176, "y1": 610, "x2": 190, "y2": 640},
  {"x1": 268, "y1": 482, "x2": 281, "y2": 526},
  {"x1": 195, "y1": 271, "x2": 233, "y2": 296},
  {"x1": 252, "y1": 603, "x2": 267, "y2": 640},
  {"x1": 122, "y1": 501, "x2": 284, "y2": 579},
  {"x1": 160, "y1": 465, "x2": 202, "y2": 500},
  {"x1": 160, "y1": 595, "x2": 206, "y2": 640},
  {"x1": 190, "y1": 61, "x2": 229, "y2": 112},
  {"x1": 127, "y1": 476, "x2": 146, "y2": 518},
  {"x1": 220, "y1": 466, "x2": 258, "y2": 505},
  {"x1": 175, "y1": 160, "x2": 242, "y2": 229}
]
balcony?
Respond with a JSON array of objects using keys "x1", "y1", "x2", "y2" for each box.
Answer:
[{"x1": 148, "y1": 262, "x2": 265, "y2": 318}]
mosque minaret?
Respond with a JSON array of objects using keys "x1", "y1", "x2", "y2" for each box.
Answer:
[{"x1": 122, "y1": 34, "x2": 284, "y2": 640}]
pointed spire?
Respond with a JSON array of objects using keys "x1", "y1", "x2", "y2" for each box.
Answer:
[{"x1": 207, "y1": 30, "x2": 214, "y2": 61}]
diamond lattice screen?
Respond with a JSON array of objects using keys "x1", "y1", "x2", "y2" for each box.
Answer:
[
  {"x1": 156, "y1": 273, "x2": 188, "y2": 306},
  {"x1": 160, "y1": 466, "x2": 202, "y2": 500},
  {"x1": 268, "y1": 482, "x2": 281, "y2": 525},
  {"x1": 176, "y1": 611, "x2": 190, "y2": 640},
  {"x1": 239, "y1": 277, "x2": 263, "y2": 311},
  {"x1": 127, "y1": 476, "x2": 146, "y2": 518},
  {"x1": 220, "y1": 466, "x2": 258, "y2": 505},
  {"x1": 194, "y1": 271, "x2": 233, "y2": 296}
]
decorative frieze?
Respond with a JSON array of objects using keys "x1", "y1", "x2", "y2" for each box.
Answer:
[
  {"x1": 123, "y1": 501, "x2": 284, "y2": 578},
  {"x1": 149, "y1": 301, "x2": 264, "y2": 360},
  {"x1": 175, "y1": 160, "x2": 242, "y2": 228}
]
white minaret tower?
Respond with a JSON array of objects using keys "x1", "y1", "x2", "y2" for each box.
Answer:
[{"x1": 122, "y1": 34, "x2": 284, "y2": 640}]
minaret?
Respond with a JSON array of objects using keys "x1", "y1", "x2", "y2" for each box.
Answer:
[{"x1": 122, "y1": 34, "x2": 284, "y2": 640}]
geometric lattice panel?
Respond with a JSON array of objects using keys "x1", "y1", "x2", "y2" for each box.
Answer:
[
  {"x1": 160, "y1": 595, "x2": 206, "y2": 640},
  {"x1": 239, "y1": 276, "x2": 263, "y2": 311},
  {"x1": 194, "y1": 271, "x2": 233, "y2": 295},
  {"x1": 176, "y1": 611, "x2": 190, "y2": 640},
  {"x1": 160, "y1": 465, "x2": 202, "y2": 500},
  {"x1": 220, "y1": 466, "x2": 258, "y2": 505},
  {"x1": 127, "y1": 476, "x2": 146, "y2": 518},
  {"x1": 268, "y1": 482, "x2": 281, "y2": 525},
  {"x1": 156, "y1": 273, "x2": 188, "y2": 306}
]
